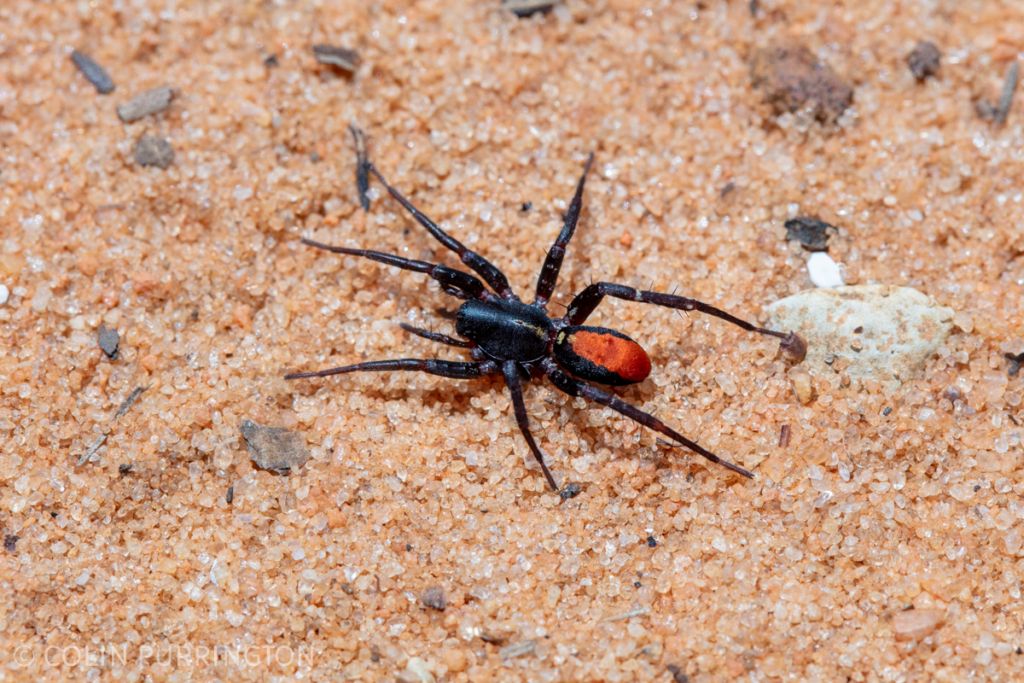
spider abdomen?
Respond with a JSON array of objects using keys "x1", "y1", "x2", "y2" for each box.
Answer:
[
  {"x1": 553, "y1": 326, "x2": 651, "y2": 386},
  {"x1": 456, "y1": 299, "x2": 552, "y2": 361}
]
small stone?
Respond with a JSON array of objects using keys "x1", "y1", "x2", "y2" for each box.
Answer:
[
  {"x1": 767, "y1": 285, "x2": 955, "y2": 386},
  {"x1": 241, "y1": 420, "x2": 310, "y2": 474},
  {"x1": 420, "y1": 586, "x2": 447, "y2": 611},
  {"x1": 397, "y1": 657, "x2": 435, "y2": 683},
  {"x1": 907, "y1": 41, "x2": 941, "y2": 81},
  {"x1": 559, "y1": 481, "x2": 582, "y2": 500},
  {"x1": 785, "y1": 216, "x2": 838, "y2": 252},
  {"x1": 97, "y1": 323, "x2": 120, "y2": 359},
  {"x1": 117, "y1": 86, "x2": 174, "y2": 122},
  {"x1": 71, "y1": 49, "x2": 115, "y2": 94},
  {"x1": 892, "y1": 608, "x2": 944, "y2": 640},
  {"x1": 0, "y1": 284, "x2": 8, "y2": 306},
  {"x1": 3, "y1": 534, "x2": 18, "y2": 552},
  {"x1": 790, "y1": 369, "x2": 814, "y2": 404},
  {"x1": 807, "y1": 252, "x2": 845, "y2": 288},
  {"x1": 1005, "y1": 351, "x2": 1024, "y2": 377},
  {"x1": 750, "y1": 44, "x2": 854, "y2": 124},
  {"x1": 312, "y1": 44, "x2": 360, "y2": 73},
  {"x1": 667, "y1": 664, "x2": 690, "y2": 683},
  {"x1": 133, "y1": 134, "x2": 175, "y2": 169}
]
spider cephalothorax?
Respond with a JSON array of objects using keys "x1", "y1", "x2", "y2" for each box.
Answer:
[{"x1": 287, "y1": 137, "x2": 805, "y2": 491}]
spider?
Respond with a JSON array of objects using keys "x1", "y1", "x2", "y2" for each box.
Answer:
[{"x1": 286, "y1": 144, "x2": 805, "y2": 491}]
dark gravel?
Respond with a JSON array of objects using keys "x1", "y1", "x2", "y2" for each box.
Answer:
[
  {"x1": 907, "y1": 41, "x2": 941, "y2": 81},
  {"x1": 71, "y1": 49, "x2": 115, "y2": 94}
]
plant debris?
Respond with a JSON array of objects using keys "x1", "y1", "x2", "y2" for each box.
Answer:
[
  {"x1": 785, "y1": 216, "x2": 838, "y2": 252},
  {"x1": 350, "y1": 125, "x2": 370, "y2": 211},
  {"x1": 78, "y1": 386, "x2": 148, "y2": 465},
  {"x1": 420, "y1": 586, "x2": 447, "y2": 611},
  {"x1": 977, "y1": 61, "x2": 1019, "y2": 124},
  {"x1": 751, "y1": 44, "x2": 853, "y2": 123},
  {"x1": 502, "y1": 0, "x2": 558, "y2": 17},
  {"x1": 97, "y1": 323, "x2": 120, "y2": 359},
  {"x1": 312, "y1": 44, "x2": 360, "y2": 73},
  {"x1": 70, "y1": 49, "x2": 115, "y2": 94},
  {"x1": 133, "y1": 134, "x2": 175, "y2": 169},
  {"x1": 779, "y1": 423, "x2": 791, "y2": 448},
  {"x1": 241, "y1": 420, "x2": 310, "y2": 474},
  {"x1": 907, "y1": 41, "x2": 941, "y2": 81}
]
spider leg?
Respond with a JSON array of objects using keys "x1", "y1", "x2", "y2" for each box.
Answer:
[
  {"x1": 534, "y1": 153, "x2": 595, "y2": 307},
  {"x1": 542, "y1": 360, "x2": 754, "y2": 479},
  {"x1": 366, "y1": 163, "x2": 516, "y2": 299},
  {"x1": 501, "y1": 361, "x2": 559, "y2": 491},
  {"x1": 285, "y1": 358, "x2": 497, "y2": 381},
  {"x1": 399, "y1": 323, "x2": 473, "y2": 348},
  {"x1": 565, "y1": 281, "x2": 798, "y2": 346},
  {"x1": 299, "y1": 237, "x2": 491, "y2": 301}
]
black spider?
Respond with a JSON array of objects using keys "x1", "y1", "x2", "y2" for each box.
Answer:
[{"x1": 286, "y1": 143, "x2": 805, "y2": 491}]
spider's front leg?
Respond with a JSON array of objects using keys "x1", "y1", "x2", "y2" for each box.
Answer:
[{"x1": 565, "y1": 282, "x2": 806, "y2": 360}]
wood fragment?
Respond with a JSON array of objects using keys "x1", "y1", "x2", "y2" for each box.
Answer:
[
  {"x1": 778, "y1": 424, "x2": 791, "y2": 448},
  {"x1": 350, "y1": 125, "x2": 370, "y2": 211}
]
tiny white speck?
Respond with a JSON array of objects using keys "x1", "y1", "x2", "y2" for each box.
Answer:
[
  {"x1": 807, "y1": 252, "x2": 845, "y2": 288},
  {"x1": 0, "y1": 284, "x2": 8, "y2": 306}
]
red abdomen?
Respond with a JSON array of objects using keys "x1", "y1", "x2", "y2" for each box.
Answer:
[{"x1": 553, "y1": 325, "x2": 651, "y2": 386}]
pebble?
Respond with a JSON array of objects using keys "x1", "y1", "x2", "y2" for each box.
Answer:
[
  {"x1": 892, "y1": 608, "x2": 944, "y2": 640},
  {"x1": 420, "y1": 586, "x2": 447, "y2": 611},
  {"x1": 241, "y1": 420, "x2": 310, "y2": 474},
  {"x1": 750, "y1": 44, "x2": 854, "y2": 124},
  {"x1": 117, "y1": 86, "x2": 174, "y2": 123},
  {"x1": 807, "y1": 252, "x2": 844, "y2": 288},
  {"x1": 0, "y1": 284, "x2": 8, "y2": 306},
  {"x1": 785, "y1": 216, "x2": 837, "y2": 252},
  {"x1": 766, "y1": 285, "x2": 955, "y2": 385},
  {"x1": 133, "y1": 134, "x2": 175, "y2": 169},
  {"x1": 70, "y1": 49, "x2": 115, "y2": 94},
  {"x1": 906, "y1": 41, "x2": 941, "y2": 81},
  {"x1": 97, "y1": 323, "x2": 120, "y2": 359}
]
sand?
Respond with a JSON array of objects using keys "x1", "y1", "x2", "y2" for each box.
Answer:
[{"x1": 1, "y1": 0, "x2": 1023, "y2": 680}]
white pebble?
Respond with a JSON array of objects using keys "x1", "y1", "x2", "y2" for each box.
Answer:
[
  {"x1": 0, "y1": 284, "x2": 8, "y2": 305},
  {"x1": 807, "y1": 252, "x2": 845, "y2": 288}
]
